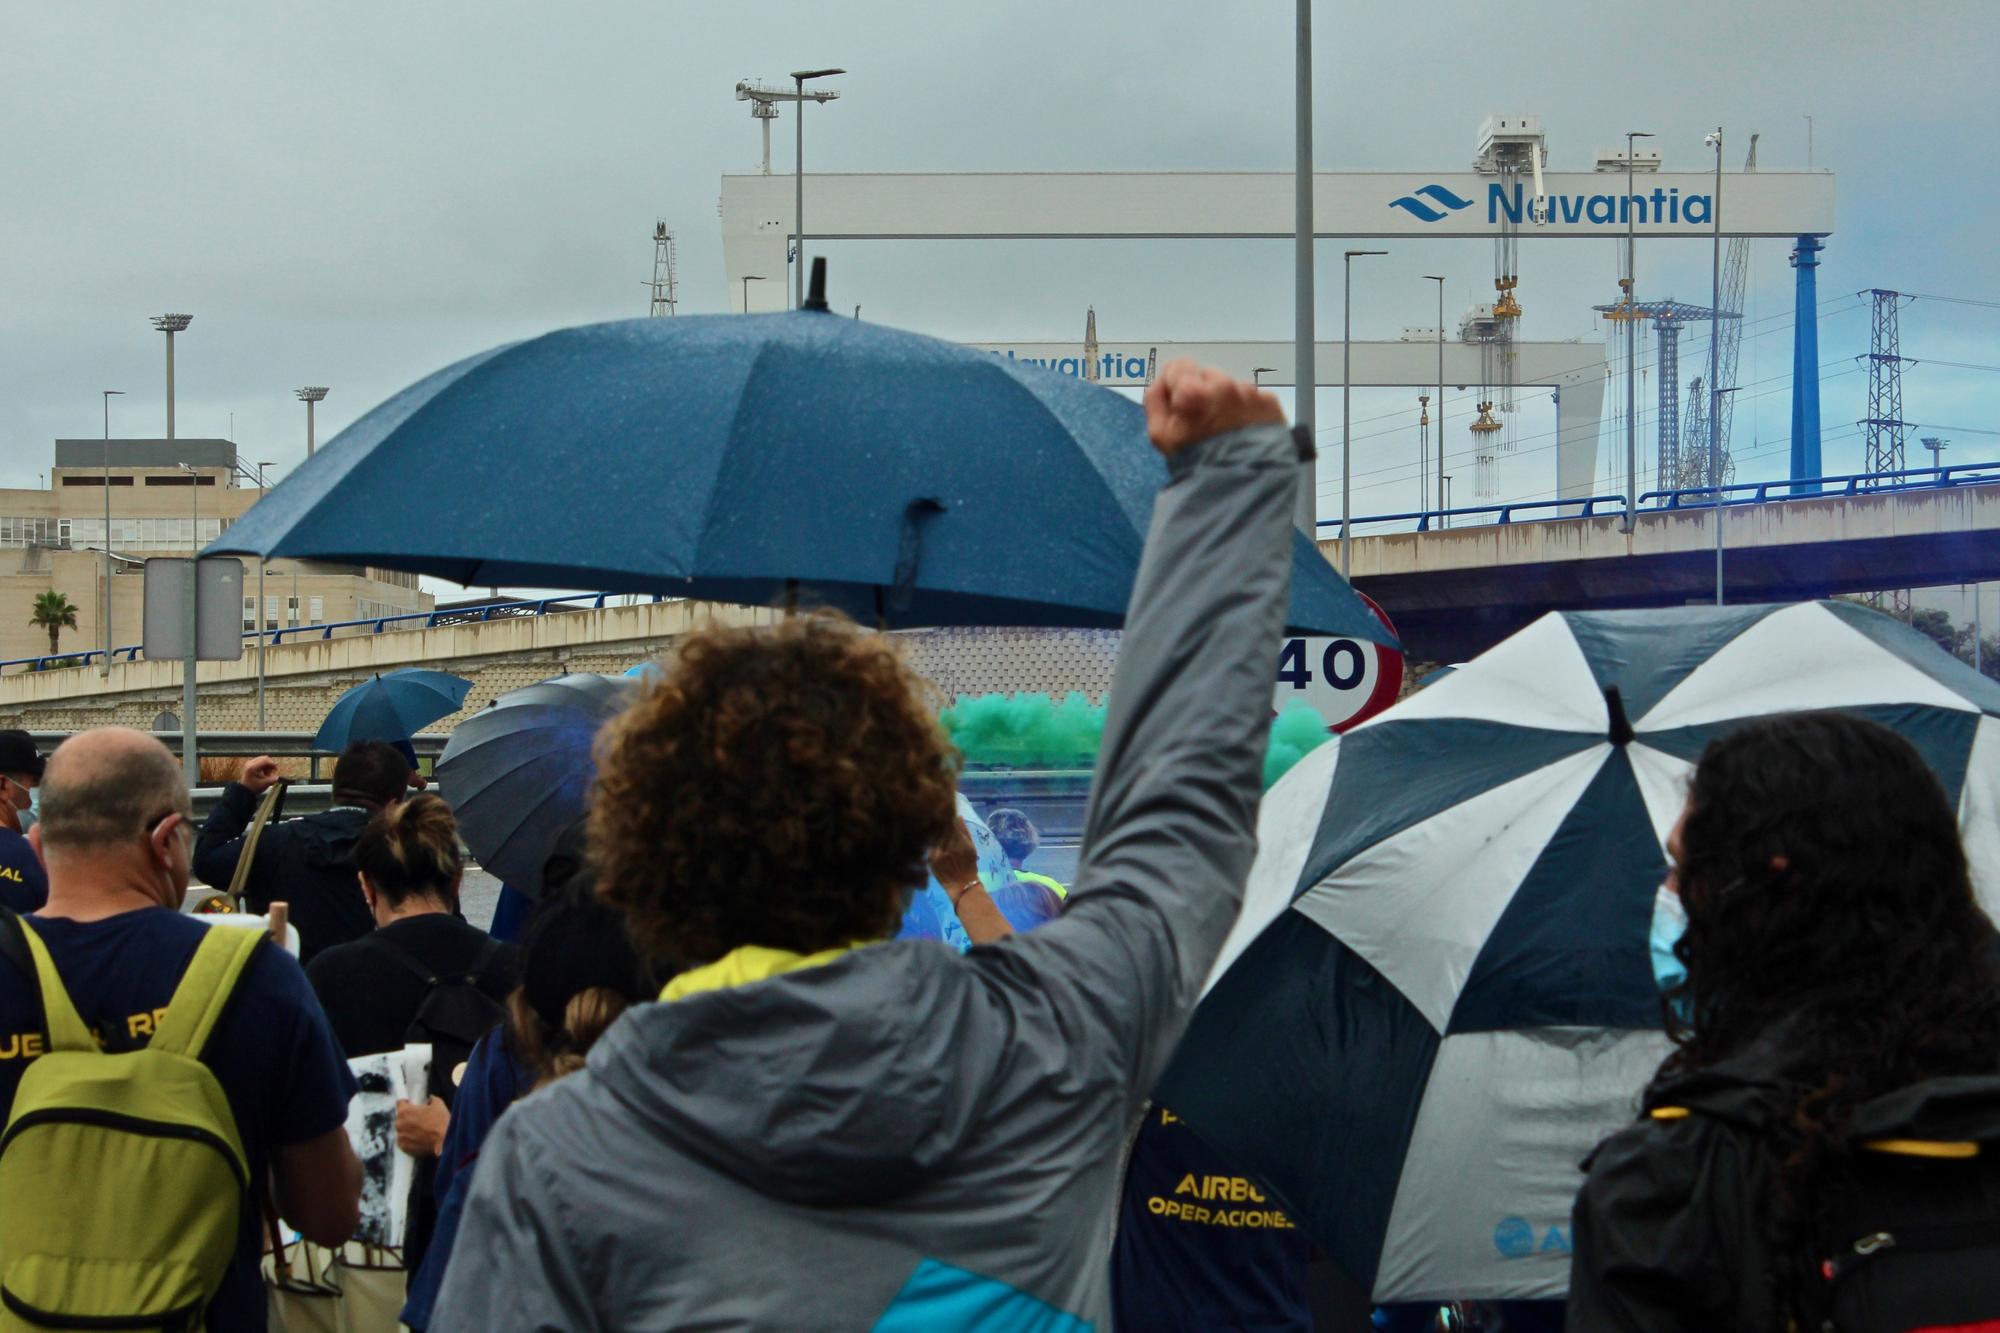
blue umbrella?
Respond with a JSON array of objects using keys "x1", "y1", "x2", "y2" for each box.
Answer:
[
  {"x1": 436, "y1": 674, "x2": 635, "y2": 898},
  {"x1": 313, "y1": 667, "x2": 471, "y2": 754},
  {"x1": 211, "y1": 267, "x2": 1388, "y2": 642}
]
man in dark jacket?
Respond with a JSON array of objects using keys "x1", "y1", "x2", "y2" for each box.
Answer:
[{"x1": 194, "y1": 741, "x2": 409, "y2": 963}]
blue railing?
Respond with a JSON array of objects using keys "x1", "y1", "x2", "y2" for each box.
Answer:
[
  {"x1": 1320, "y1": 494, "x2": 1628, "y2": 534},
  {"x1": 1323, "y1": 459, "x2": 2000, "y2": 536},
  {"x1": 2, "y1": 593, "x2": 663, "y2": 676}
]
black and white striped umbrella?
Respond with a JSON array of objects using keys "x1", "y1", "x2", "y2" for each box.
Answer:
[{"x1": 1157, "y1": 601, "x2": 2000, "y2": 1303}]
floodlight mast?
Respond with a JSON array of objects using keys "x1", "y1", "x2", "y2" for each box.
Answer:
[{"x1": 295, "y1": 386, "x2": 329, "y2": 457}]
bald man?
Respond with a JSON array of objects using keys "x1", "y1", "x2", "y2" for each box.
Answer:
[{"x1": 0, "y1": 729, "x2": 361, "y2": 1331}]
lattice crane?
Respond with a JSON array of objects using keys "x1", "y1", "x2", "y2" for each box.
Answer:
[{"x1": 1711, "y1": 134, "x2": 1759, "y2": 472}]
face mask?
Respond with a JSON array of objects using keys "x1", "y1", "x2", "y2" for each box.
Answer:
[
  {"x1": 1649, "y1": 883, "x2": 1688, "y2": 996},
  {"x1": 19, "y1": 788, "x2": 37, "y2": 834}
]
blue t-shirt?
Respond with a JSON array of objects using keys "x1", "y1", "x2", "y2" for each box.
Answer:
[
  {"x1": 0, "y1": 829, "x2": 46, "y2": 914},
  {"x1": 0, "y1": 908, "x2": 358, "y2": 1332},
  {"x1": 1113, "y1": 1105, "x2": 1313, "y2": 1333}
]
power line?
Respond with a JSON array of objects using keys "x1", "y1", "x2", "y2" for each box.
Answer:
[{"x1": 1902, "y1": 292, "x2": 2000, "y2": 312}]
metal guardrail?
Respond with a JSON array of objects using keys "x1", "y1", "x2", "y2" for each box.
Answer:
[
  {"x1": 1326, "y1": 459, "x2": 2000, "y2": 535},
  {"x1": 30, "y1": 731, "x2": 449, "y2": 782},
  {"x1": 2, "y1": 593, "x2": 670, "y2": 676},
  {"x1": 1322, "y1": 494, "x2": 1628, "y2": 534}
]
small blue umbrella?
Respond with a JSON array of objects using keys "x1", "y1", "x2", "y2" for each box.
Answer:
[
  {"x1": 211, "y1": 265, "x2": 1389, "y2": 643},
  {"x1": 313, "y1": 667, "x2": 471, "y2": 754},
  {"x1": 436, "y1": 673, "x2": 635, "y2": 898}
]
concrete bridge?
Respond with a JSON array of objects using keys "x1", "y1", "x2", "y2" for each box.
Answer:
[
  {"x1": 1342, "y1": 477, "x2": 2000, "y2": 661},
  {"x1": 0, "y1": 598, "x2": 1120, "y2": 743}
]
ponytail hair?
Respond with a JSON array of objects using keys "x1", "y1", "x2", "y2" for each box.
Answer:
[
  {"x1": 354, "y1": 791, "x2": 463, "y2": 909},
  {"x1": 504, "y1": 828, "x2": 655, "y2": 1088},
  {"x1": 507, "y1": 985, "x2": 633, "y2": 1086}
]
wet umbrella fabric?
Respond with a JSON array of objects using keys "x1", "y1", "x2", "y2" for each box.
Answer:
[
  {"x1": 207, "y1": 308, "x2": 1388, "y2": 643},
  {"x1": 436, "y1": 674, "x2": 635, "y2": 899},
  {"x1": 313, "y1": 668, "x2": 471, "y2": 754},
  {"x1": 1157, "y1": 600, "x2": 2000, "y2": 1304}
]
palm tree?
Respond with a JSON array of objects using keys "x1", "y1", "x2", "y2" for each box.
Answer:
[{"x1": 29, "y1": 591, "x2": 79, "y2": 657}]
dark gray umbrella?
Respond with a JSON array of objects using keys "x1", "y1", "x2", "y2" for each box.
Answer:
[{"x1": 437, "y1": 673, "x2": 635, "y2": 899}]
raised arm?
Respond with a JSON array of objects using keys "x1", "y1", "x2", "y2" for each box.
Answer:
[
  {"x1": 192, "y1": 757, "x2": 281, "y2": 890},
  {"x1": 980, "y1": 361, "x2": 1300, "y2": 1094}
]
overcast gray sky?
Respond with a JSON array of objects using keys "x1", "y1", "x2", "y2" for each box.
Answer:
[{"x1": 5, "y1": 0, "x2": 1997, "y2": 529}]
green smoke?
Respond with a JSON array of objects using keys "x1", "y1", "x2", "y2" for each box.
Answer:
[
  {"x1": 940, "y1": 694, "x2": 1334, "y2": 790},
  {"x1": 939, "y1": 692, "x2": 1106, "y2": 768},
  {"x1": 1263, "y1": 704, "x2": 1338, "y2": 789}
]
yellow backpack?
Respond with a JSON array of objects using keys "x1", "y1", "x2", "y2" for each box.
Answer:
[{"x1": 0, "y1": 913, "x2": 262, "y2": 1332}]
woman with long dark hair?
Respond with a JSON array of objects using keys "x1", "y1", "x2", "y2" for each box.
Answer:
[{"x1": 1568, "y1": 710, "x2": 2000, "y2": 1330}]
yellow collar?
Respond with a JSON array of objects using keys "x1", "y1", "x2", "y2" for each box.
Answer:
[{"x1": 660, "y1": 942, "x2": 867, "y2": 1002}]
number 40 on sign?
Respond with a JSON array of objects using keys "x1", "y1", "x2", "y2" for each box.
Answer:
[{"x1": 1272, "y1": 596, "x2": 1403, "y2": 733}]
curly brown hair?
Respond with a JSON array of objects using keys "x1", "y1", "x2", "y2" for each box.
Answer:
[{"x1": 591, "y1": 613, "x2": 960, "y2": 966}]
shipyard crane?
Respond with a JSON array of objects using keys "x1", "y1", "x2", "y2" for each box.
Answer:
[
  {"x1": 735, "y1": 79, "x2": 840, "y2": 175},
  {"x1": 1591, "y1": 299, "x2": 1740, "y2": 489},
  {"x1": 1711, "y1": 134, "x2": 1759, "y2": 472},
  {"x1": 1680, "y1": 376, "x2": 1712, "y2": 491},
  {"x1": 1472, "y1": 117, "x2": 1548, "y2": 453}
]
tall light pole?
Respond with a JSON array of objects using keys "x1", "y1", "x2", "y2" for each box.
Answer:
[
  {"x1": 1340, "y1": 250, "x2": 1387, "y2": 578},
  {"x1": 151, "y1": 314, "x2": 192, "y2": 441},
  {"x1": 296, "y1": 387, "x2": 329, "y2": 457},
  {"x1": 1706, "y1": 128, "x2": 1726, "y2": 606},
  {"x1": 1252, "y1": 366, "x2": 1276, "y2": 387},
  {"x1": 741, "y1": 274, "x2": 766, "y2": 313},
  {"x1": 176, "y1": 462, "x2": 201, "y2": 788},
  {"x1": 1621, "y1": 132, "x2": 1652, "y2": 533},
  {"x1": 1711, "y1": 386, "x2": 1741, "y2": 606},
  {"x1": 255, "y1": 460, "x2": 275, "y2": 728},
  {"x1": 1293, "y1": 0, "x2": 1316, "y2": 535},
  {"x1": 790, "y1": 67, "x2": 845, "y2": 309},
  {"x1": 100, "y1": 389, "x2": 123, "y2": 676},
  {"x1": 1424, "y1": 276, "x2": 1446, "y2": 527}
]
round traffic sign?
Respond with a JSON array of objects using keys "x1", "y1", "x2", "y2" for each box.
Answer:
[{"x1": 1271, "y1": 594, "x2": 1403, "y2": 733}]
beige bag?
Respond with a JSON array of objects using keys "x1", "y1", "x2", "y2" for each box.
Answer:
[
  {"x1": 330, "y1": 1243, "x2": 407, "y2": 1333},
  {"x1": 264, "y1": 1222, "x2": 342, "y2": 1333}
]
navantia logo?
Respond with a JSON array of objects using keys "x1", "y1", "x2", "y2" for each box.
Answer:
[{"x1": 1387, "y1": 184, "x2": 1474, "y2": 222}]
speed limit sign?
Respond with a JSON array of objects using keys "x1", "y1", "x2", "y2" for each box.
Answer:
[{"x1": 1272, "y1": 594, "x2": 1403, "y2": 733}]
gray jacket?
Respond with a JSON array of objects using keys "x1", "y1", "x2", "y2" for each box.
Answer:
[{"x1": 433, "y1": 422, "x2": 1301, "y2": 1332}]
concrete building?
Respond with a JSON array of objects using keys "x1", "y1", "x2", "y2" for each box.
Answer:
[{"x1": 2, "y1": 437, "x2": 429, "y2": 665}]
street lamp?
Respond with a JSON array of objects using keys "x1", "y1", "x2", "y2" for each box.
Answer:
[
  {"x1": 100, "y1": 389, "x2": 123, "y2": 676},
  {"x1": 1293, "y1": 0, "x2": 1315, "y2": 536},
  {"x1": 1340, "y1": 250, "x2": 1387, "y2": 578},
  {"x1": 151, "y1": 314, "x2": 192, "y2": 441},
  {"x1": 1252, "y1": 366, "x2": 1276, "y2": 387},
  {"x1": 1705, "y1": 126, "x2": 1725, "y2": 515},
  {"x1": 295, "y1": 387, "x2": 329, "y2": 457},
  {"x1": 254, "y1": 460, "x2": 275, "y2": 727},
  {"x1": 790, "y1": 66, "x2": 845, "y2": 309},
  {"x1": 1621, "y1": 132, "x2": 1653, "y2": 533},
  {"x1": 176, "y1": 462, "x2": 201, "y2": 789},
  {"x1": 1711, "y1": 385, "x2": 1742, "y2": 606},
  {"x1": 1423, "y1": 276, "x2": 1446, "y2": 524},
  {"x1": 741, "y1": 274, "x2": 766, "y2": 313}
]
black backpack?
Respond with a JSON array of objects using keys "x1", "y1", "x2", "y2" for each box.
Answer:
[
  {"x1": 372, "y1": 933, "x2": 507, "y2": 1108},
  {"x1": 1811, "y1": 1140, "x2": 2000, "y2": 1330}
]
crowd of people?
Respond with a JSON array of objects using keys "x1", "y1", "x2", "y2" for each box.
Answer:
[{"x1": 1, "y1": 361, "x2": 1998, "y2": 1330}]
